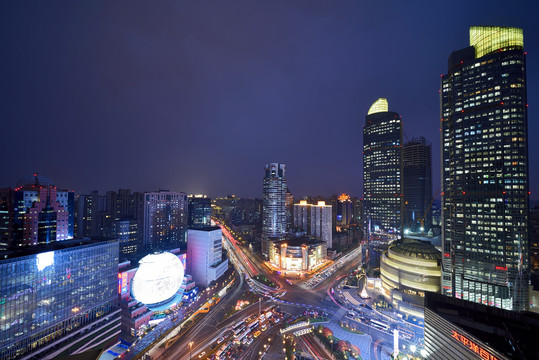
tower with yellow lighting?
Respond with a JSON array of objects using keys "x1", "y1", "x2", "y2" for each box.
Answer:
[
  {"x1": 363, "y1": 98, "x2": 404, "y2": 242},
  {"x1": 441, "y1": 26, "x2": 529, "y2": 311}
]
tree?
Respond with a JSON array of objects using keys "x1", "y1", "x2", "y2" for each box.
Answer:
[
  {"x1": 350, "y1": 344, "x2": 361, "y2": 356},
  {"x1": 322, "y1": 327, "x2": 333, "y2": 338},
  {"x1": 337, "y1": 340, "x2": 348, "y2": 353}
]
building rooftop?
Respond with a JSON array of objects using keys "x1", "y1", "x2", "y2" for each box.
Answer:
[
  {"x1": 390, "y1": 238, "x2": 441, "y2": 261},
  {"x1": 187, "y1": 226, "x2": 221, "y2": 232},
  {"x1": 425, "y1": 292, "x2": 539, "y2": 360},
  {"x1": 271, "y1": 237, "x2": 325, "y2": 247},
  {"x1": 0, "y1": 238, "x2": 118, "y2": 261}
]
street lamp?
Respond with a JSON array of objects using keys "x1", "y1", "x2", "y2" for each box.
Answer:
[{"x1": 188, "y1": 341, "x2": 194, "y2": 360}]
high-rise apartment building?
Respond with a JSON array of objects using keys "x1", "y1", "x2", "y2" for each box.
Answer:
[
  {"x1": 0, "y1": 239, "x2": 120, "y2": 359},
  {"x1": 403, "y1": 137, "x2": 433, "y2": 233},
  {"x1": 116, "y1": 219, "x2": 139, "y2": 257},
  {"x1": 441, "y1": 26, "x2": 529, "y2": 311},
  {"x1": 187, "y1": 194, "x2": 212, "y2": 228},
  {"x1": 10, "y1": 174, "x2": 73, "y2": 247},
  {"x1": 293, "y1": 200, "x2": 333, "y2": 249},
  {"x1": 363, "y1": 98, "x2": 403, "y2": 242},
  {"x1": 262, "y1": 163, "x2": 288, "y2": 258},
  {"x1": 336, "y1": 193, "x2": 353, "y2": 230},
  {"x1": 143, "y1": 190, "x2": 187, "y2": 251},
  {"x1": 0, "y1": 188, "x2": 13, "y2": 250}
]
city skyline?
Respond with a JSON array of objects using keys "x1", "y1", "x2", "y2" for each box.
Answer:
[{"x1": 2, "y1": 1, "x2": 539, "y2": 199}]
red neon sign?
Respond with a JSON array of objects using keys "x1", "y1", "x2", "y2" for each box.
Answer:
[
  {"x1": 451, "y1": 330, "x2": 500, "y2": 360},
  {"x1": 495, "y1": 266, "x2": 507, "y2": 271}
]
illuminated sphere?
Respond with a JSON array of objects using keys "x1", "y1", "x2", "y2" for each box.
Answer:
[{"x1": 131, "y1": 252, "x2": 184, "y2": 306}]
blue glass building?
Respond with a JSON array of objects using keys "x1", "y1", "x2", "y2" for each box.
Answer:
[{"x1": 0, "y1": 239, "x2": 120, "y2": 359}]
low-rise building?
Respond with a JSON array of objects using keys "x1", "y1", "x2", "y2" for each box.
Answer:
[
  {"x1": 380, "y1": 238, "x2": 441, "y2": 318},
  {"x1": 269, "y1": 237, "x2": 326, "y2": 272}
]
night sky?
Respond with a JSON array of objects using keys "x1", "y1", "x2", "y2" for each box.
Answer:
[{"x1": 1, "y1": 1, "x2": 538, "y2": 199}]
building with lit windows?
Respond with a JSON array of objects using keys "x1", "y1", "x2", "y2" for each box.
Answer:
[
  {"x1": 335, "y1": 193, "x2": 353, "y2": 230},
  {"x1": 188, "y1": 194, "x2": 212, "y2": 228},
  {"x1": 293, "y1": 200, "x2": 332, "y2": 249},
  {"x1": 268, "y1": 237, "x2": 326, "y2": 272},
  {"x1": 143, "y1": 190, "x2": 187, "y2": 251},
  {"x1": 441, "y1": 26, "x2": 529, "y2": 311},
  {"x1": 0, "y1": 239, "x2": 120, "y2": 360},
  {"x1": 11, "y1": 174, "x2": 74, "y2": 247},
  {"x1": 363, "y1": 98, "x2": 403, "y2": 242},
  {"x1": 403, "y1": 137, "x2": 432, "y2": 234},
  {"x1": 262, "y1": 163, "x2": 288, "y2": 258},
  {"x1": 116, "y1": 219, "x2": 139, "y2": 257},
  {"x1": 380, "y1": 238, "x2": 441, "y2": 318}
]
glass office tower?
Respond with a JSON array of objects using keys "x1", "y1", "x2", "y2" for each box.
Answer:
[
  {"x1": 363, "y1": 98, "x2": 403, "y2": 242},
  {"x1": 403, "y1": 137, "x2": 433, "y2": 233},
  {"x1": 0, "y1": 239, "x2": 120, "y2": 359},
  {"x1": 441, "y1": 26, "x2": 529, "y2": 311},
  {"x1": 262, "y1": 163, "x2": 288, "y2": 258}
]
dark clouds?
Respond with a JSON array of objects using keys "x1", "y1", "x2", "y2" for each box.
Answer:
[{"x1": 1, "y1": 1, "x2": 538, "y2": 198}]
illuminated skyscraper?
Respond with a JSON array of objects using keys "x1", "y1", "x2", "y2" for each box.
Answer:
[
  {"x1": 363, "y1": 98, "x2": 403, "y2": 241},
  {"x1": 262, "y1": 163, "x2": 287, "y2": 258},
  {"x1": 403, "y1": 137, "x2": 432, "y2": 233},
  {"x1": 441, "y1": 26, "x2": 529, "y2": 311}
]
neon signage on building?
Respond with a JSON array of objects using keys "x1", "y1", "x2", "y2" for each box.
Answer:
[{"x1": 451, "y1": 330, "x2": 501, "y2": 360}]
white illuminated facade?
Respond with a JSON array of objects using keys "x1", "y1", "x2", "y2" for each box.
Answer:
[
  {"x1": 131, "y1": 252, "x2": 184, "y2": 307},
  {"x1": 269, "y1": 237, "x2": 326, "y2": 272},
  {"x1": 187, "y1": 227, "x2": 228, "y2": 287}
]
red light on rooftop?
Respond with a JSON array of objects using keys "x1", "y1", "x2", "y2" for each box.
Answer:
[
  {"x1": 501, "y1": 102, "x2": 504, "y2": 105},
  {"x1": 462, "y1": 191, "x2": 466, "y2": 195}
]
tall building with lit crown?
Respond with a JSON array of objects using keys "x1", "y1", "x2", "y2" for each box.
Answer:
[
  {"x1": 403, "y1": 137, "x2": 433, "y2": 233},
  {"x1": 143, "y1": 190, "x2": 187, "y2": 251},
  {"x1": 262, "y1": 163, "x2": 287, "y2": 258},
  {"x1": 363, "y1": 98, "x2": 403, "y2": 241},
  {"x1": 441, "y1": 26, "x2": 529, "y2": 311}
]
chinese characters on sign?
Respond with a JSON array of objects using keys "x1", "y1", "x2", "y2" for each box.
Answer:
[{"x1": 451, "y1": 330, "x2": 500, "y2": 360}]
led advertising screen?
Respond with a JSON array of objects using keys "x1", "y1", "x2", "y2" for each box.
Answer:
[{"x1": 131, "y1": 252, "x2": 184, "y2": 306}]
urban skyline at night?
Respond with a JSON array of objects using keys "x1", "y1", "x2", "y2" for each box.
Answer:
[
  {"x1": 2, "y1": 2, "x2": 539, "y2": 360},
  {"x1": 1, "y1": 1, "x2": 539, "y2": 199}
]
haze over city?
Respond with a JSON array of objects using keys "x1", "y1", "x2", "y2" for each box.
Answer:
[{"x1": 2, "y1": 0, "x2": 539, "y2": 198}]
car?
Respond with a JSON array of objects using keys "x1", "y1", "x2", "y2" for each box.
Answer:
[
  {"x1": 198, "y1": 351, "x2": 206, "y2": 358},
  {"x1": 253, "y1": 330, "x2": 261, "y2": 338}
]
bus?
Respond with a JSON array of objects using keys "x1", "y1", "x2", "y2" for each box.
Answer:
[
  {"x1": 249, "y1": 320, "x2": 259, "y2": 330},
  {"x1": 215, "y1": 342, "x2": 232, "y2": 360},
  {"x1": 233, "y1": 326, "x2": 246, "y2": 337},
  {"x1": 370, "y1": 319, "x2": 390, "y2": 332}
]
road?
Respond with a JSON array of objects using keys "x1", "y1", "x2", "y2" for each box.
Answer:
[{"x1": 145, "y1": 220, "x2": 396, "y2": 360}]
